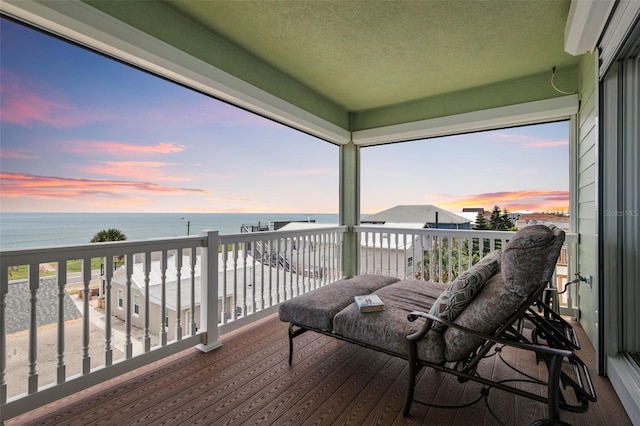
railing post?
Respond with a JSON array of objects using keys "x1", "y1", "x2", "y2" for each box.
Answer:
[{"x1": 197, "y1": 230, "x2": 222, "y2": 352}]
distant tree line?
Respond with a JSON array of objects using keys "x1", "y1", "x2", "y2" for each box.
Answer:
[{"x1": 473, "y1": 205, "x2": 516, "y2": 231}]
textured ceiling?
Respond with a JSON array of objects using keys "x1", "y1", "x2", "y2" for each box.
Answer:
[{"x1": 163, "y1": 0, "x2": 578, "y2": 112}]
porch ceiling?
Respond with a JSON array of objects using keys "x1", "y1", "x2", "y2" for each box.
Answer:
[
  {"x1": 2, "y1": 0, "x2": 583, "y2": 142},
  {"x1": 161, "y1": 0, "x2": 576, "y2": 112}
]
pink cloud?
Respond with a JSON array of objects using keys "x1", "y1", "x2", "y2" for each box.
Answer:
[
  {"x1": 63, "y1": 140, "x2": 186, "y2": 155},
  {"x1": 0, "y1": 147, "x2": 38, "y2": 159},
  {"x1": 0, "y1": 73, "x2": 106, "y2": 127},
  {"x1": 0, "y1": 172, "x2": 208, "y2": 202},
  {"x1": 79, "y1": 161, "x2": 189, "y2": 182},
  {"x1": 434, "y1": 190, "x2": 569, "y2": 212}
]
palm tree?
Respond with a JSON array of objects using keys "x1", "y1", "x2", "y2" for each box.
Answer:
[
  {"x1": 91, "y1": 229, "x2": 127, "y2": 299},
  {"x1": 90, "y1": 228, "x2": 127, "y2": 243}
]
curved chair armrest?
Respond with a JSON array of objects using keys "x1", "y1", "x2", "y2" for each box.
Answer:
[{"x1": 406, "y1": 311, "x2": 572, "y2": 358}]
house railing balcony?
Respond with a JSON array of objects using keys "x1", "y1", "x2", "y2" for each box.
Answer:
[{"x1": 1, "y1": 224, "x2": 578, "y2": 421}]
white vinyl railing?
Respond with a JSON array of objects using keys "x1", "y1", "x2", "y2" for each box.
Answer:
[
  {"x1": 1, "y1": 225, "x2": 578, "y2": 421},
  {"x1": 355, "y1": 226, "x2": 580, "y2": 315},
  {"x1": 217, "y1": 227, "x2": 345, "y2": 335},
  {"x1": 0, "y1": 226, "x2": 346, "y2": 421}
]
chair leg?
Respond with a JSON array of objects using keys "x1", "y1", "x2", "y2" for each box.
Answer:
[
  {"x1": 288, "y1": 323, "x2": 295, "y2": 365},
  {"x1": 403, "y1": 343, "x2": 419, "y2": 416},
  {"x1": 547, "y1": 354, "x2": 562, "y2": 420},
  {"x1": 402, "y1": 363, "x2": 417, "y2": 416}
]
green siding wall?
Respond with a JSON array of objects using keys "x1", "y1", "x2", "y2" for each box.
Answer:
[{"x1": 576, "y1": 53, "x2": 598, "y2": 346}]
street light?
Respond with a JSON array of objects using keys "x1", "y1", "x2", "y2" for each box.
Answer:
[{"x1": 181, "y1": 217, "x2": 191, "y2": 235}]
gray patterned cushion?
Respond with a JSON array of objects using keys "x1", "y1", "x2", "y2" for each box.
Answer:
[
  {"x1": 443, "y1": 225, "x2": 565, "y2": 361},
  {"x1": 334, "y1": 279, "x2": 448, "y2": 363},
  {"x1": 501, "y1": 225, "x2": 556, "y2": 298},
  {"x1": 443, "y1": 265, "x2": 524, "y2": 361},
  {"x1": 278, "y1": 274, "x2": 399, "y2": 331},
  {"x1": 541, "y1": 225, "x2": 566, "y2": 283},
  {"x1": 428, "y1": 250, "x2": 501, "y2": 331}
]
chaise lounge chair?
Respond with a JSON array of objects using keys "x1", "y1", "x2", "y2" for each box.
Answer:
[{"x1": 279, "y1": 225, "x2": 596, "y2": 422}]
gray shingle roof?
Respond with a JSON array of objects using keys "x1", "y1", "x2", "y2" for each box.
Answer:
[{"x1": 5, "y1": 278, "x2": 82, "y2": 334}]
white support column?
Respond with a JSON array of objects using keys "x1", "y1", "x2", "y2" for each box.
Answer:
[
  {"x1": 340, "y1": 140, "x2": 360, "y2": 278},
  {"x1": 197, "y1": 231, "x2": 222, "y2": 352}
]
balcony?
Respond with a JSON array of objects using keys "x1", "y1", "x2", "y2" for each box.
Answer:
[
  {"x1": 4, "y1": 313, "x2": 631, "y2": 425},
  {"x1": 1, "y1": 226, "x2": 628, "y2": 424}
]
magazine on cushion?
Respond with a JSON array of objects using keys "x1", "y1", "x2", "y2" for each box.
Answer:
[{"x1": 354, "y1": 294, "x2": 385, "y2": 313}]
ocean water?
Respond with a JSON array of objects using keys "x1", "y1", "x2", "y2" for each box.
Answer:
[{"x1": 0, "y1": 213, "x2": 339, "y2": 251}]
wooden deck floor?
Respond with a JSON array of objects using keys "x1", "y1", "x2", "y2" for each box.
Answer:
[{"x1": 8, "y1": 314, "x2": 631, "y2": 426}]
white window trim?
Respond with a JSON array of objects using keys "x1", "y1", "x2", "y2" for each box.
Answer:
[
  {"x1": 133, "y1": 294, "x2": 140, "y2": 317},
  {"x1": 117, "y1": 288, "x2": 123, "y2": 310},
  {"x1": 352, "y1": 95, "x2": 579, "y2": 146}
]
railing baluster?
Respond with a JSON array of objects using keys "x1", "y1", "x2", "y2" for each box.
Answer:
[
  {"x1": 105, "y1": 256, "x2": 113, "y2": 365},
  {"x1": 259, "y1": 238, "x2": 265, "y2": 309},
  {"x1": 233, "y1": 244, "x2": 240, "y2": 317},
  {"x1": 457, "y1": 236, "x2": 463, "y2": 278},
  {"x1": 251, "y1": 241, "x2": 257, "y2": 312},
  {"x1": 280, "y1": 237, "x2": 286, "y2": 296},
  {"x1": 28, "y1": 263, "x2": 39, "y2": 393},
  {"x1": 276, "y1": 238, "x2": 281, "y2": 303},
  {"x1": 243, "y1": 243, "x2": 250, "y2": 313},
  {"x1": 430, "y1": 235, "x2": 435, "y2": 281},
  {"x1": 221, "y1": 247, "x2": 228, "y2": 323},
  {"x1": 124, "y1": 253, "x2": 135, "y2": 359},
  {"x1": 56, "y1": 261, "x2": 66, "y2": 384},
  {"x1": 175, "y1": 251, "x2": 182, "y2": 341},
  {"x1": 378, "y1": 231, "x2": 383, "y2": 275},
  {"x1": 447, "y1": 236, "x2": 453, "y2": 282},
  {"x1": 393, "y1": 233, "x2": 398, "y2": 277},
  {"x1": 81, "y1": 258, "x2": 91, "y2": 373},
  {"x1": 143, "y1": 253, "x2": 150, "y2": 353},
  {"x1": 189, "y1": 247, "x2": 196, "y2": 336},
  {"x1": 159, "y1": 251, "x2": 167, "y2": 347}
]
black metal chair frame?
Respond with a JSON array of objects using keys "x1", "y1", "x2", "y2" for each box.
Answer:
[
  {"x1": 403, "y1": 282, "x2": 597, "y2": 421},
  {"x1": 286, "y1": 282, "x2": 597, "y2": 422}
]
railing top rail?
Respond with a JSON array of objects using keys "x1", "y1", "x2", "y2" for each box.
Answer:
[
  {"x1": 219, "y1": 225, "x2": 347, "y2": 243},
  {"x1": 354, "y1": 226, "x2": 515, "y2": 239},
  {"x1": 355, "y1": 225, "x2": 579, "y2": 244},
  {"x1": 0, "y1": 234, "x2": 207, "y2": 267}
]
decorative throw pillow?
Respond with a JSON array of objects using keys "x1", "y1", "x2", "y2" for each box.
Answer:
[
  {"x1": 501, "y1": 225, "x2": 556, "y2": 298},
  {"x1": 428, "y1": 250, "x2": 500, "y2": 332}
]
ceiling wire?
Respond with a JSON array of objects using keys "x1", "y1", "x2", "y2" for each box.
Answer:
[{"x1": 551, "y1": 67, "x2": 574, "y2": 95}]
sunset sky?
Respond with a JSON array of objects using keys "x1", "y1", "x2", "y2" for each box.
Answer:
[{"x1": 0, "y1": 18, "x2": 569, "y2": 215}]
